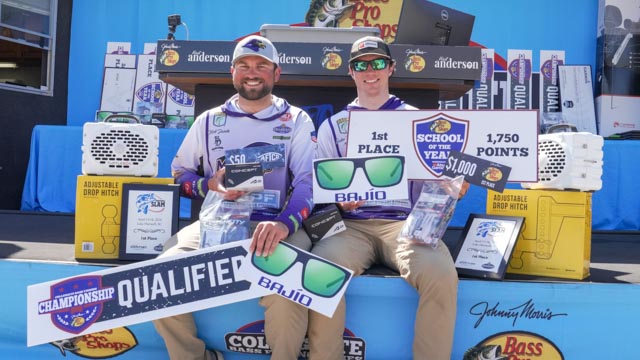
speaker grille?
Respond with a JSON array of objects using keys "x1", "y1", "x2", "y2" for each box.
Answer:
[
  {"x1": 538, "y1": 139, "x2": 567, "y2": 183},
  {"x1": 89, "y1": 128, "x2": 151, "y2": 169}
]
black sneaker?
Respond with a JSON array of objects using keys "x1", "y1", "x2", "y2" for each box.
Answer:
[{"x1": 207, "y1": 349, "x2": 224, "y2": 360}]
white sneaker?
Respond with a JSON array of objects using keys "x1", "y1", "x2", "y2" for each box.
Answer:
[{"x1": 207, "y1": 349, "x2": 224, "y2": 360}]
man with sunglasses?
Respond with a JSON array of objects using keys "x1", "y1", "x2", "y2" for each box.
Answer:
[
  {"x1": 152, "y1": 35, "x2": 316, "y2": 360},
  {"x1": 281, "y1": 36, "x2": 465, "y2": 359}
]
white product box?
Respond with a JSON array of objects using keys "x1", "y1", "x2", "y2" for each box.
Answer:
[
  {"x1": 133, "y1": 43, "x2": 167, "y2": 117},
  {"x1": 558, "y1": 65, "x2": 598, "y2": 134}
]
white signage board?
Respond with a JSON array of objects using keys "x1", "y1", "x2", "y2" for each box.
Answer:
[
  {"x1": 345, "y1": 110, "x2": 538, "y2": 182},
  {"x1": 312, "y1": 156, "x2": 409, "y2": 204}
]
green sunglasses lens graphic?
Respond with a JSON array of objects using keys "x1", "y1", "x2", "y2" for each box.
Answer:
[
  {"x1": 252, "y1": 243, "x2": 297, "y2": 276},
  {"x1": 253, "y1": 243, "x2": 350, "y2": 298},
  {"x1": 364, "y1": 157, "x2": 403, "y2": 187},
  {"x1": 315, "y1": 156, "x2": 404, "y2": 190},
  {"x1": 316, "y1": 160, "x2": 355, "y2": 190},
  {"x1": 303, "y1": 259, "x2": 348, "y2": 297}
]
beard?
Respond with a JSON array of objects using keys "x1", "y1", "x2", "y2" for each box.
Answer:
[{"x1": 235, "y1": 80, "x2": 273, "y2": 101}]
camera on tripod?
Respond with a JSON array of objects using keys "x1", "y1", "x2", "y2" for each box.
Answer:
[{"x1": 167, "y1": 14, "x2": 182, "y2": 40}]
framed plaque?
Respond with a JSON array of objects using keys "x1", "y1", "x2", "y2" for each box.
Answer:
[
  {"x1": 119, "y1": 184, "x2": 179, "y2": 261},
  {"x1": 452, "y1": 214, "x2": 524, "y2": 280}
]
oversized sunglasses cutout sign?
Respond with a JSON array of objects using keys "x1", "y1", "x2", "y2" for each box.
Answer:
[
  {"x1": 241, "y1": 241, "x2": 353, "y2": 317},
  {"x1": 312, "y1": 155, "x2": 409, "y2": 205}
]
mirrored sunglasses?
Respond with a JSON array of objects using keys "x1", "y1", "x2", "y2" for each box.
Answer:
[{"x1": 350, "y1": 58, "x2": 389, "y2": 72}]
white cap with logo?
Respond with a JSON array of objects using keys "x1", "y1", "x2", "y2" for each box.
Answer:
[{"x1": 232, "y1": 35, "x2": 279, "y2": 66}]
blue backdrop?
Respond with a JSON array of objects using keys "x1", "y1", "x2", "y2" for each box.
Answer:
[{"x1": 67, "y1": 0, "x2": 598, "y2": 126}]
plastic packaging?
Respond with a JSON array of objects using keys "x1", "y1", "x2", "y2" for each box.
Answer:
[
  {"x1": 398, "y1": 175, "x2": 464, "y2": 247},
  {"x1": 199, "y1": 191, "x2": 252, "y2": 248}
]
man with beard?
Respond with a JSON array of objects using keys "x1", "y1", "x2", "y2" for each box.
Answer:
[{"x1": 153, "y1": 35, "x2": 315, "y2": 360}]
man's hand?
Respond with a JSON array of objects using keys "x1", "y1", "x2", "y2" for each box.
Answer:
[
  {"x1": 337, "y1": 200, "x2": 365, "y2": 212},
  {"x1": 440, "y1": 179, "x2": 470, "y2": 199},
  {"x1": 250, "y1": 221, "x2": 289, "y2": 257},
  {"x1": 458, "y1": 180, "x2": 470, "y2": 199},
  {"x1": 207, "y1": 167, "x2": 247, "y2": 200}
]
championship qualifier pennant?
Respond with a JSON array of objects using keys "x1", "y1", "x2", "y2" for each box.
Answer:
[
  {"x1": 27, "y1": 239, "x2": 352, "y2": 346},
  {"x1": 27, "y1": 240, "x2": 259, "y2": 346},
  {"x1": 443, "y1": 150, "x2": 511, "y2": 193}
]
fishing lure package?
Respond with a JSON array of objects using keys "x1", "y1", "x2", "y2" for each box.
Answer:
[
  {"x1": 199, "y1": 191, "x2": 252, "y2": 248},
  {"x1": 398, "y1": 176, "x2": 464, "y2": 248}
]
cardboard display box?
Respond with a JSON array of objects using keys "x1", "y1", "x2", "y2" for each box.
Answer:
[
  {"x1": 486, "y1": 189, "x2": 592, "y2": 280},
  {"x1": 75, "y1": 175, "x2": 174, "y2": 260},
  {"x1": 594, "y1": 0, "x2": 640, "y2": 137}
]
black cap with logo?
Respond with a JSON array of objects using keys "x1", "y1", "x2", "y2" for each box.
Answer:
[{"x1": 349, "y1": 36, "x2": 392, "y2": 62}]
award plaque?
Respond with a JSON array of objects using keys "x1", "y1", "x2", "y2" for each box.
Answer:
[
  {"x1": 119, "y1": 184, "x2": 179, "y2": 261},
  {"x1": 452, "y1": 214, "x2": 524, "y2": 280}
]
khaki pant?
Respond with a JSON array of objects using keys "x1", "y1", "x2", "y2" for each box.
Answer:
[
  {"x1": 152, "y1": 220, "x2": 312, "y2": 360},
  {"x1": 265, "y1": 219, "x2": 458, "y2": 360}
]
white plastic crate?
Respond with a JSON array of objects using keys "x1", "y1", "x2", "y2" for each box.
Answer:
[
  {"x1": 522, "y1": 132, "x2": 604, "y2": 191},
  {"x1": 81, "y1": 122, "x2": 159, "y2": 176}
]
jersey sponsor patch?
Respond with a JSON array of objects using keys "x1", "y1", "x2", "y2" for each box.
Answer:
[{"x1": 226, "y1": 144, "x2": 286, "y2": 170}]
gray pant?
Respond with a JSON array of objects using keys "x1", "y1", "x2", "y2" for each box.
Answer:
[
  {"x1": 152, "y1": 220, "x2": 312, "y2": 360},
  {"x1": 265, "y1": 219, "x2": 458, "y2": 360}
]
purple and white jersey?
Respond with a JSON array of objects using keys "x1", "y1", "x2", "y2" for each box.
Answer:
[
  {"x1": 172, "y1": 94, "x2": 315, "y2": 234},
  {"x1": 315, "y1": 95, "x2": 423, "y2": 220}
]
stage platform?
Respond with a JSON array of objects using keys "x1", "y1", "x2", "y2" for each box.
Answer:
[
  {"x1": 3, "y1": 210, "x2": 638, "y2": 283},
  {"x1": 3, "y1": 210, "x2": 640, "y2": 359}
]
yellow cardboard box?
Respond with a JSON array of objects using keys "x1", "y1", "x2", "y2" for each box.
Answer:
[
  {"x1": 486, "y1": 189, "x2": 591, "y2": 280},
  {"x1": 75, "y1": 175, "x2": 174, "y2": 260}
]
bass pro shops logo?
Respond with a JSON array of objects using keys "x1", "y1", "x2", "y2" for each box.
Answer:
[
  {"x1": 413, "y1": 113, "x2": 469, "y2": 177},
  {"x1": 464, "y1": 331, "x2": 564, "y2": 360},
  {"x1": 321, "y1": 49, "x2": 343, "y2": 70},
  {"x1": 159, "y1": 44, "x2": 180, "y2": 66},
  {"x1": 38, "y1": 276, "x2": 115, "y2": 334},
  {"x1": 50, "y1": 327, "x2": 138, "y2": 358}
]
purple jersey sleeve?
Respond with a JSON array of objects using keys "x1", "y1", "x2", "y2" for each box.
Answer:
[{"x1": 274, "y1": 109, "x2": 315, "y2": 234}]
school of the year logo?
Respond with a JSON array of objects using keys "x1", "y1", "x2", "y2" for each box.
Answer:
[{"x1": 413, "y1": 113, "x2": 469, "y2": 177}]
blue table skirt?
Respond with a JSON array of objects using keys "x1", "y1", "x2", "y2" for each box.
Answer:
[
  {"x1": 20, "y1": 125, "x2": 640, "y2": 230},
  {"x1": 21, "y1": 125, "x2": 191, "y2": 217}
]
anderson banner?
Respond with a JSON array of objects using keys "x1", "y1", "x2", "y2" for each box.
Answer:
[{"x1": 345, "y1": 110, "x2": 538, "y2": 182}]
